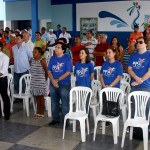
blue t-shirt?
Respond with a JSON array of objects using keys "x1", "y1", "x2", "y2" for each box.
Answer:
[
  {"x1": 100, "y1": 60, "x2": 123, "y2": 88},
  {"x1": 128, "y1": 51, "x2": 150, "y2": 88},
  {"x1": 48, "y1": 54, "x2": 72, "y2": 84},
  {"x1": 74, "y1": 61, "x2": 94, "y2": 87}
]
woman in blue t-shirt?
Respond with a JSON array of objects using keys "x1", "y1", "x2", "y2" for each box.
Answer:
[
  {"x1": 100, "y1": 46, "x2": 123, "y2": 88},
  {"x1": 74, "y1": 48, "x2": 94, "y2": 87}
]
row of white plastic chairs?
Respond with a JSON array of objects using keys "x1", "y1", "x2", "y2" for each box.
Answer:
[{"x1": 62, "y1": 86, "x2": 149, "y2": 150}]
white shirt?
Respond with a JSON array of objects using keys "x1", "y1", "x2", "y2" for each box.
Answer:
[
  {"x1": 49, "y1": 33, "x2": 57, "y2": 45},
  {"x1": 81, "y1": 37, "x2": 98, "y2": 59},
  {"x1": 23, "y1": 40, "x2": 34, "y2": 51},
  {"x1": 59, "y1": 32, "x2": 71, "y2": 44},
  {"x1": 0, "y1": 52, "x2": 9, "y2": 77}
]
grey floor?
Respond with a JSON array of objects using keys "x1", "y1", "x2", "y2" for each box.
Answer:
[{"x1": 0, "y1": 102, "x2": 149, "y2": 150}]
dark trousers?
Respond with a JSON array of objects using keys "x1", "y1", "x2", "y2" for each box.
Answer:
[
  {"x1": 0, "y1": 76, "x2": 10, "y2": 118},
  {"x1": 14, "y1": 70, "x2": 29, "y2": 94}
]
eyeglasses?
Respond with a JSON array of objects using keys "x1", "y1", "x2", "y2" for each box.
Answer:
[{"x1": 136, "y1": 41, "x2": 144, "y2": 44}]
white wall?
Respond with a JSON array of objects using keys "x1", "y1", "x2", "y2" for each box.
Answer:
[
  {"x1": 77, "y1": 1, "x2": 150, "y2": 32},
  {"x1": 0, "y1": 0, "x2": 6, "y2": 20}
]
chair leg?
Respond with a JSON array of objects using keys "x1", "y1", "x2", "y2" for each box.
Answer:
[
  {"x1": 122, "y1": 107, "x2": 127, "y2": 123},
  {"x1": 62, "y1": 118, "x2": 67, "y2": 139},
  {"x1": 79, "y1": 119, "x2": 86, "y2": 142},
  {"x1": 10, "y1": 96, "x2": 14, "y2": 112},
  {"x1": 73, "y1": 120, "x2": 76, "y2": 132},
  {"x1": 46, "y1": 97, "x2": 52, "y2": 117},
  {"x1": 112, "y1": 122, "x2": 118, "y2": 144},
  {"x1": 129, "y1": 127, "x2": 133, "y2": 140},
  {"x1": 102, "y1": 122, "x2": 106, "y2": 134},
  {"x1": 25, "y1": 98, "x2": 29, "y2": 116},
  {"x1": 31, "y1": 97, "x2": 36, "y2": 114},
  {"x1": 117, "y1": 120, "x2": 119, "y2": 136},
  {"x1": 93, "y1": 119, "x2": 98, "y2": 141},
  {"x1": 142, "y1": 127, "x2": 148, "y2": 150},
  {"x1": 92, "y1": 106, "x2": 96, "y2": 123},
  {"x1": 121, "y1": 125, "x2": 127, "y2": 147},
  {"x1": 0, "y1": 97, "x2": 4, "y2": 116},
  {"x1": 86, "y1": 117, "x2": 89, "y2": 135}
]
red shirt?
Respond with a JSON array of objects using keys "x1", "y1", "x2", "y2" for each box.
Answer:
[
  {"x1": 71, "y1": 45, "x2": 84, "y2": 65},
  {"x1": 6, "y1": 42, "x2": 16, "y2": 64},
  {"x1": 94, "y1": 42, "x2": 110, "y2": 66}
]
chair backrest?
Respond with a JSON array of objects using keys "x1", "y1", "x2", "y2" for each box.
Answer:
[
  {"x1": 122, "y1": 73, "x2": 131, "y2": 83},
  {"x1": 7, "y1": 73, "x2": 13, "y2": 98},
  {"x1": 71, "y1": 75, "x2": 76, "y2": 89},
  {"x1": 70, "y1": 86, "x2": 92, "y2": 114},
  {"x1": 99, "y1": 87, "x2": 124, "y2": 113},
  {"x1": 8, "y1": 65, "x2": 14, "y2": 76},
  {"x1": 94, "y1": 66, "x2": 102, "y2": 80},
  {"x1": 19, "y1": 74, "x2": 31, "y2": 94},
  {"x1": 127, "y1": 91, "x2": 150, "y2": 121}
]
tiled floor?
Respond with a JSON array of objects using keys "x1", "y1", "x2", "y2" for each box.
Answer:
[{"x1": 0, "y1": 102, "x2": 149, "y2": 150}]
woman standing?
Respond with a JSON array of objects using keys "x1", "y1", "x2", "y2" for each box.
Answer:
[
  {"x1": 100, "y1": 46, "x2": 123, "y2": 88},
  {"x1": 30, "y1": 47, "x2": 48, "y2": 118}
]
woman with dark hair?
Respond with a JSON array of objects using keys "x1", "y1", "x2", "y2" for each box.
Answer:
[
  {"x1": 110, "y1": 36, "x2": 124, "y2": 61},
  {"x1": 74, "y1": 48, "x2": 94, "y2": 87},
  {"x1": 100, "y1": 46, "x2": 123, "y2": 88},
  {"x1": 30, "y1": 47, "x2": 48, "y2": 118}
]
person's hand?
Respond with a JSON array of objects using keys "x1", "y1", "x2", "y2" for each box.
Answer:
[
  {"x1": 131, "y1": 81, "x2": 138, "y2": 86},
  {"x1": 52, "y1": 79, "x2": 59, "y2": 88},
  {"x1": 135, "y1": 77, "x2": 143, "y2": 84}
]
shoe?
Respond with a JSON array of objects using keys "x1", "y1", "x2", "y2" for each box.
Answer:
[
  {"x1": 4, "y1": 116, "x2": 10, "y2": 120},
  {"x1": 35, "y1": 114, "x2": 44, "y2": 118},
  {"x1": 48, "y1": 120, "x2": 60, "y2": 126}
]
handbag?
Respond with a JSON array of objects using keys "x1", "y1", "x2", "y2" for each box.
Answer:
[{"x1": 102, "y1": 93, "x2": 120, "y2": 117}]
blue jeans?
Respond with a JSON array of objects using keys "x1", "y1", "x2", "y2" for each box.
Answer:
[
  {"x1": 14, "y1": 70, "x2": 29, "y2": 94},
  {"x1": 50, "y1": 83, "x2": 71, "y2": 122},
  {"x1": 131, "y1": 87, "x2": 150, "y2": 129}
]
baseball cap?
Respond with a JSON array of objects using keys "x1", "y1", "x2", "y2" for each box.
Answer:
[
  {"x1": 49, "y1": 29, "x2": 53, "y2": 32},
  {"x1": 10, "y1": 33, "x2": 16, "y2": 38}
]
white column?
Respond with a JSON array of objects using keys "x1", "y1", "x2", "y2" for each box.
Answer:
[{"x1": 4, "y1": 20, "x2": 11, "y2": 30}]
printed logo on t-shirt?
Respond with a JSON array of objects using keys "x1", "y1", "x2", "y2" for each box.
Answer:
[
  {"x1": 103, "y1": 67, "x2": 115, "y2": 77},
  {"x1": 133, "y1": 58, "x2": 145, "y2": 68},
  {"x1": 52, "y1": 62, "x2": 64, "y2": 72},
  {"x1": 76, "y1": 67, "x2": 88, "y2": 77}
]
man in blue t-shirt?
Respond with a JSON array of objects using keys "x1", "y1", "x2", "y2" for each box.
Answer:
[
  {"x1": 48, "y1": 42, "x2": 72, "y2": 127},
  {"x1": 128, "y1": 36, "x2": 150, "y2": 128}
]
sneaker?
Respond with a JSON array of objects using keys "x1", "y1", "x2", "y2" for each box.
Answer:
[{"x1": 48, "y1": 120, "x2": 60, "y2": 126}]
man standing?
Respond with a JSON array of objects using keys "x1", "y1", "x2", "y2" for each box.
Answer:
[
  {"x1": 56, "y1": 24, "x2": 62, "y2": 39},
  {"x1": 41, "y1": 27, "x2": 50, "y2": 47},
  {"x1": 59, "y1": 27, "x2": 71, "y2": 44},
  {"x1": 0, "y1": 41, "x2": 10, "y2": 120},
  {"x1": 12, "y1": 34, "x2": 32, "y2": 94},
  {"x1": 128, "y1": 36, "x2": 150, "y2": 127},
  {"x1": 81, "y1": 30, "x2": 97, "y2": 60},
  {"x1": 48, "y1": 29, "x2": 57, "y2": 47}
]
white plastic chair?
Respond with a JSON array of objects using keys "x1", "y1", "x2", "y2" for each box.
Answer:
[
  {"x1": 121, "y1": 91, "x2": 150, "y2": 150},
  {"x1": 0, "y1": 73, "x2": 13, "y2": 116},
  {"x1": 62, "y1": 86, "x2": 92, "y2": 142},
  {"x1": 44, "y1": 78, "x2": 51, "y2": 117},
  {"x1": 94, "y1": 66, "x2": 102, "y2": 80},
  {"x1": 93, "y1": 87, "x2": 124, "y2": 144},
  {"x1": 120, "y1": 80, "x2": 131, "y2": 123},
  {"x1": 122, "y1": 73, "x2": 131, "y2": 83},
  {"x1": 10, "y1": 74, "x2": 36, "y2": 116},
  {"x1": 90, "y1": 80, "x2": 102, "y2": 123}
]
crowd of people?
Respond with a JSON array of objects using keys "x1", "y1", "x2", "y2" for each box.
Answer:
[{"x1": 0, "y1": 23, "x2": 150, "y2": 133}]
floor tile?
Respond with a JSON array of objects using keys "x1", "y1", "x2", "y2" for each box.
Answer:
[
  {"x1": 0, "y1": 141, "x2": 14, "y2": 150},
  {"x1": 18, "y1": 127, "x2": 81, "y2": 150},
  {"x1": 0, "y1": 120, "x2": 39, "y2": 143}
]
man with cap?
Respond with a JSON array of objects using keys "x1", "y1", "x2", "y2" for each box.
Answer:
[
  {"x1": 0, "y1": 41, "x2": 10, "y2": 120},
  {"x1": 49, "y1": 29, "x2": 57, "y2": 47},
  {"x1": 130, "y1": 24, "x2": 143, "y2": 40}
]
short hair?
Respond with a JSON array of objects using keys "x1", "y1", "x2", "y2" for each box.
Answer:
[
  {"x1": 79, "y1": 48, "x2": 90, "y2": 63},
  {"x1": 35, "y1": 31, "x2": 41, "y2": 36},
  {"x1": 0, "y1": 41, "x2": 3, "y2": 49},
  {"x1": 57, "y1": 24, "x2": 61, "y2": 28},
  {"x1": 58, "y1": 37, "x2": 67, "y2": 44},
  {"x1": 102, "y1": 34, "x2": 108, "y2": 40},
  {"x1": 56, "y1": 42, "x2": 67, "y2": 53},
  {"x1": 62, "y1": 27, "x2": 67, "y2": 30},
  {"x1": 41, "y1": 27, "x2": 46, "y2": 30},
  {"x1": 134, "y1": 24, "x2": 139, "y2": 29},
  {"x1": 87, "y1": 30, "x2": 93, "y2": 35},
  {"x1": 136, "y1": 36, "x2": 147, "y2": 44},
  {"x1": 16, "y1": 34, "x2": 23, "y2": 39},
  {"x1": 3, "y1": 30, "x2": 9, "y2": 34},
  {"x1": 34, "y1": 47, "x2": 44, "y2": 55}
]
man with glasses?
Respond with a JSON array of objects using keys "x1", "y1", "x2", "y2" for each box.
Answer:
[
  {"x1": 128, "y1": 36, "x2": 150, "y2": 130},
  {"x1": 81, "y1": 30, "x2": 97, "y2": 60}
]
